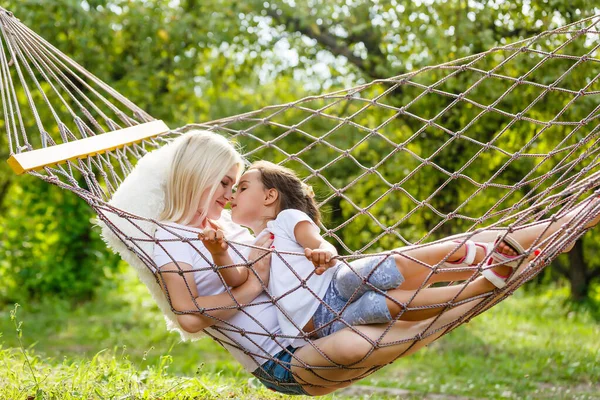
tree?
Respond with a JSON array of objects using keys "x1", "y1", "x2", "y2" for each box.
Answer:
[{"x1": 1, "y1": 0, "x2": 598, "y2": 301}]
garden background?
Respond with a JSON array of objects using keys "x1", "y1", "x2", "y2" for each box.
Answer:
[{"x1": 0, "y1": 1, "x2": 599, "y2": 398}]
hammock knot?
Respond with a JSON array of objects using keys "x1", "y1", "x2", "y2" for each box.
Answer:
[
  {"x1": 300, "y1": 279, "x2": 307, "y2": 288},
  {"x1": 515, "y1": 112, "x2": 524, "y2": 120},
  {"x1": 46, "y1": 175, "x2": 60, "y2": 184},
  {"x1": 577, "y1": 89, "x2": 587, "y2": 98}
]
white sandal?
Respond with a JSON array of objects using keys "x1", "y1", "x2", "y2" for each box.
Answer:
[
  {"x1": 444, "y1": 239, "x2": 478, "y2": 267},
  {"x1": 481, "y1": 234, "x2": 530, "y2": 289},
  {"x1": 446, "y1": 235, "x2": 534, "y2": 289}
]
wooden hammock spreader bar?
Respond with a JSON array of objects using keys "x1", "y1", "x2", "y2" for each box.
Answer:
[{"x1": 6, "y1": 120, "x2": 169, "y2": 175}]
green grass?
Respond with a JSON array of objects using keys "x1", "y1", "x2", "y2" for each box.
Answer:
[{"x1": 0, "y1": 268, "x2": 599, "y2": 399}]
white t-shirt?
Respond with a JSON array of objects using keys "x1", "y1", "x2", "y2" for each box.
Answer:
[
  {"x1": 153, "y1": 219, "x2": 294, "y2": 372},
  {"x1": 264, "y1": 209, "x2": 336, "y2": 343}
]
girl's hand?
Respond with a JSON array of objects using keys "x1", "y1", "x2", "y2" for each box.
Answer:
[
  {"x1": 199, "y1": 228, "x2": 228, "y2": 255},
  {"x1": 305, "y1": 248, "x2": 336, "y2": 275}
]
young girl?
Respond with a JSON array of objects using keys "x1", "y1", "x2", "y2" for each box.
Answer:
[{"x1": 201, "y1": 160, "x2": 530, "y2": 342}]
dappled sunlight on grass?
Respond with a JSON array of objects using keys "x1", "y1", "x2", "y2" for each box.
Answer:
[{"x1": 0, "y1": 268, "x2": 598, "y2": 399}]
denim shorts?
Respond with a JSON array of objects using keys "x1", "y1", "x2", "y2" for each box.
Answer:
[
  {"x1": 313, "y1": 255, "x2": 404, "y2": 338},
  {"x1": 252, "y1": 346, "x2": 309, "y2": 396}
]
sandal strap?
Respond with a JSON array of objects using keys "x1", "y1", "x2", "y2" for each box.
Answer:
[
  {"x1": 481, "y1": 269, "x2": 507, "y2": 289},
  {"x1": 483, "y1": 234, "x2": 529, "y2": 289},
  {"x1": 447, "y1": 240, "x2": 477, "y2": 267}
]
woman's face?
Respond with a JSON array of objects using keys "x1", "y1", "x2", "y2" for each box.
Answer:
[
  {"x1": 230, "y1": 169, "x2": 266, "y2": 226},
  {"x1": 200, "y1": 164, "x2": 239, "y2": 220}
]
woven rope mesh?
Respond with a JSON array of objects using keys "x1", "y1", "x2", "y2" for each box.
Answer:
[{"x1": 2, "y1": 7, "x2": 600, "y2": 388}]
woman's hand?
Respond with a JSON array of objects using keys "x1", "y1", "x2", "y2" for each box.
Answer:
[
  {"x1": 305, "y1": 248, "x2": 337, "y2": 275},
  {"x1": 246, "y1": 233, "x2": 274, "y2": 288},
  {"x1": 199, "y1": 228, "x2": 228, "y2": 256}
]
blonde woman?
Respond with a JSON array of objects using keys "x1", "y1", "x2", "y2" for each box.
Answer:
[{"x1": 153, "y1": 130, "x2": 600, "y2": 396}]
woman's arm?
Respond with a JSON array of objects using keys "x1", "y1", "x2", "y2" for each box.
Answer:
[
  {"x1": 294, "y1": 221, "x2": 338, "y2": 275},
  {"x1": 159, "y1": 234, "x2": 273, "y2": 333},
  {"x1": 200, "y1": 228, "x2": 249, "y2": 287}
]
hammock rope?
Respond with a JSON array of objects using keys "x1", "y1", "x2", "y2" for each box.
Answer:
[{"x1": 2, "y1": 5, "x2": 600, "y2": 389}]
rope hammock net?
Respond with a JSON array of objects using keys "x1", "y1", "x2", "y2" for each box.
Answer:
[{"x1": 2, "y1": 6, "x2": 600, "y2": 389}]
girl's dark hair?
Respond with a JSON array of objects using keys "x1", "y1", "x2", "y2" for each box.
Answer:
[{"x1": 249, "y1": 161, "x2": 320, "y2": 224}]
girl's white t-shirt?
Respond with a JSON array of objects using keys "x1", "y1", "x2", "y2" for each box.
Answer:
[
  {"x1": 153, "y1": 218, "x2": 295, "y2": 372},
  {"x1": 264, "y1": 209, "x2": 336, "y2": 343}
]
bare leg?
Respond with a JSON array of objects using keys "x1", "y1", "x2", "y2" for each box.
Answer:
[
  {"x1": 385, "y1": 276, "x2": 496, "y2": 321},
  {"x1": 384, "y1": 241, "x2": 537, "y2": 321},
  {"x1": 393, "y1": 196, "x2": 600, "y2": 291},
  {"x1": 460, "y1": 197, "x2": 600, "y2": 251},
  {"x1": 394, "y1": 241, "x2": 513, "y2": 290},
  {"x1": 292, "y1": 298, "x2": 486, "y2": 395}
]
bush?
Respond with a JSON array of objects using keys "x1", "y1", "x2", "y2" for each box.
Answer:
[{"x1": 0, "y1": 176, "x2": 119, "y2": 303}]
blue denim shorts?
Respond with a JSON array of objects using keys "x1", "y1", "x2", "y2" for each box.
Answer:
[
  {"x1": 252, "y1": 346, "x2": 309, "y2": 396},
  {"x1": 313, "y1": 255, "x2": 404, "y2": 338}
]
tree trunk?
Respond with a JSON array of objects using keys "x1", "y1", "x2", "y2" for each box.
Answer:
[{"x1": 567, "y1": 239, "x2": 589, "y2": 301}]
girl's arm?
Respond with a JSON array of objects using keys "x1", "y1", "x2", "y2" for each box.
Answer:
[
  {"x1": 158, "y1": 235, "x2": 273, "y2": 333},
  {"x1": 200, "y1": 228, "x2": 248, "y2": 287},
  {"x1": 294, "y1": 221, "x2": 338, "y2": 275}
]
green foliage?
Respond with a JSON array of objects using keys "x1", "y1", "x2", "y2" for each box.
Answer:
[
  {"x1": 0, "y1": 0, "x2": 599, "y2": 305},
  {"x1": 0, "y1": 175, "x2": 119, "y2": 303}
]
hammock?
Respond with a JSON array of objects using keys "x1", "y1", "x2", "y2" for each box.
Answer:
[{"x1": 2, "y1": 5, "x2": 600, "y2": 390}]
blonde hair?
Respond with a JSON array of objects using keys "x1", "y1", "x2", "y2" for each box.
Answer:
[{"x1": 160, "y1": 130, "x2": 244, "y2": 225}]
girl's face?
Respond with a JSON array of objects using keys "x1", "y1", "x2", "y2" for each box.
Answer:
[
  {"x1": 199, "y1": 164, "x2": 239, "y2": 221},
  {"x1": 230, "y1": 169, "x2": 267, "y2": 227}
]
